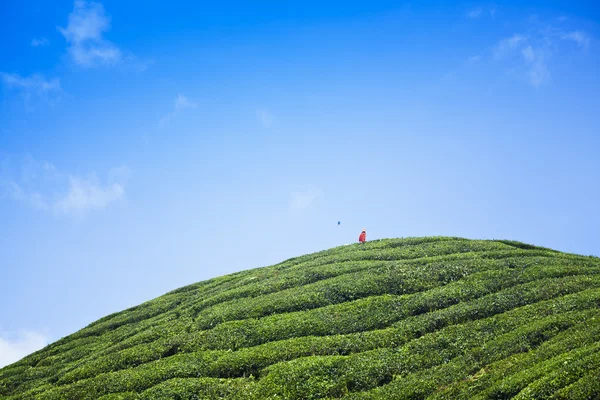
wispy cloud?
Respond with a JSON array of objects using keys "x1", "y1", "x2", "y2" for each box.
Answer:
[
  {"x1": 561, "y1": 31, "x2": 591, "y2": 49},
  {"x1": 467, "y1": 55, "x2": 482, "y2": 64},
  {"x1": 467, "y1": 8, "x2": 483, "y2": 19},
  {"x1": 31, "y1": 37, "x2": 50, "y2": 47},
  {"x1": 0, "y1": 155, "x2": 130, "y2": 218},
  {"x1": 256, "y1": 109, "x2": 276, "y2": 127},
  {"x1": 58, "y1": 1, "x2": 122, "y2": 67},
  {"x1": 175, "y1": 94, "x2": 198, "y2": 110},
  {"x1": 488, "y1": 17, "x2": 593, "y2": 88},
  {"x1": 159, "y1": 94, "x2": 198, "y2": 127},
  {"x1": 520, "y1": 46, "x2": 550, "y2": 87},
  {"x1": 0, "y1": 72, "x2": 62, "y2": 102},
  {"x1": 127, "y1": 56, "x2": 155, "y2": 72},
  {"x1": 493, "y1": 34, "x2": 551, "y2": 87},
  {"x1": 54, "y1": 171, "x2": 129, "y2": 216},
  {"x1": 290, "y1": 185, "x2": 321, "y2": 210},
  {"x1": 467, "y1": 5, "x2": 496, "y2": 19},
  {"x1": 1, "y1": 73, "x2": 61, "y2": 93},
  {"x1": 493, "y1": 34, "x2": 527, "y2": 60},
  {"x1": 0, "y1": 331, "x2": 49, "y2": 368}
]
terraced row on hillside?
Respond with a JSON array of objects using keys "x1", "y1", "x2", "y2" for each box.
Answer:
[{"x1": 1, "y1": 237, "x2": 599, "y2": 399}]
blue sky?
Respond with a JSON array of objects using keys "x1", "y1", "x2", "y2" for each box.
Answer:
[{"x1": 0, "y1": 0, "x2": 599, "y2": 366}]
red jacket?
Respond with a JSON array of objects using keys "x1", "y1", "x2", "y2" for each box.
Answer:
[{"x1": 359, "y1": 232, "x2": 366, "y2": 243}]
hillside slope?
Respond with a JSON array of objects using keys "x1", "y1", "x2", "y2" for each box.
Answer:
[{"x1": 1, "y1": 237, "x2": 600, "y2": 399}]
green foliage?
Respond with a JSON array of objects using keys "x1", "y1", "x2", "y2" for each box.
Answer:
[
  {"x1": 552, "y1": 368, "x2": 600, "y2": 400},
  {"x1": 138, "y1": 377, "x2": 253, "y2": 399},
  {"x1": 97, "y1": 392, "x2": 140, "y2": 400},
  {"x1": 1, "y1": 237, "x2": 599, "y2": 399}
]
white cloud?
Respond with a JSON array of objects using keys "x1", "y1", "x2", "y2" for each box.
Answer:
[
  {"x1": 70, "y1": 42, "x2": 122, "y2": 67},
  {"x1": 493, "y1": 34, "x2": 526, "y2": 60},
  {"x1": 521, "y1": 46, "x2": 535, "y2": 62},
  {"x1": 175, "y1": 94, "x2": 198, "y2": 110},
  {"x1": 1, "y1": 73, "x2": 61, "y2": 97},
  {"x1": 159, "y1": 94, "x2": 198, "y2": 127},
  {"x1": 483, "y1": 18, "x2": 592, "y2": 88},
  {"x1": 467, "y1": 8, "x2": 483, "y2": 19},
  {"x1": 467, "y1": 55, "x2": 481, "y2": 64},
  {"x1": 0, "y1": 155, "x2": 129, "y2": 217},
  {"x1": 492, "y1": 35, "x2": 551, "y2": 87},
  {"x1": 561, "y1": 31, "x2": 591, "y2": 49},
  {"x1": 527, "y1": 60, "x2": 550, "y2": 87},
  {"x1": 256, "y1": 109, "x2": 276, "y2": 127},
  {"x1": 0, "y1": 331, "x2": 49, "y2": 368},
  {"x1": 54, "y1": 175, "x2": 125, "y2": 216},
  {"x1": 290, "y1": 185, "x2": 321, "y2": 210},
  {"x1": 127, "y1": 56, "x2": 154, "y2": 72},
  {"x1": 58, "y1": 1, "x2": 123, "y2": 67},
  {"x1": 467, "y1": 6, "x2": 496, "y2": 19},
  {"x1": 31, "y1": 37, "x2": 50, "y2": 47},
  {"x1": 521, "y1": 46, "x2": 550, "y2": 87}
]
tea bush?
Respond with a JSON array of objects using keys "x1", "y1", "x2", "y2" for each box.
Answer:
[{"x1": 1, "y1": 237, "x2": 598, "y2": 399}]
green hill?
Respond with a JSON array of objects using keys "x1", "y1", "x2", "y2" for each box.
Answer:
[{"x1": 1, "y1": 237, "x2": 600, "y2": 399}]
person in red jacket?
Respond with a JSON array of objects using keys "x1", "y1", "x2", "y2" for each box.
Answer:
[{"x1": 359, "y1": 228, "x2": 366, "y2": 244}]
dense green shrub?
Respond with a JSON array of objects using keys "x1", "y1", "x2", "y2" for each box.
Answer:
[
  {"x1": 138, "y1": 377, "x2": 253, "y2": 399},
  {"x1": 551, "y1": 368, "x2": 600, "y2": 400},
  {"x1": 1, "y1": 237, "x2": 599, "y2": 399}
]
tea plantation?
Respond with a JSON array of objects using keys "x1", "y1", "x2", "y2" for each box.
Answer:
[{"x1": 1, "y1": 237, "x2": 600, "y2": 399}]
